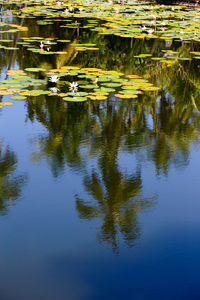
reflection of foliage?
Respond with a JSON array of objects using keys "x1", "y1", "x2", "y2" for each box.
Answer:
[
  {"x1": 76, "y1": 169, "x2": 155, "y2": 252},
  {"x1": 148, "y1": 93, "x2": 200, "y2": 175},
  {"x1": 27, "y1": 97, "x2": 94, "y2": 176},
  {"x1": 0, "y1": 145, "x2": 26, "y2": 214},
  {"x1": 121, "y1": 90, "x2": 200, "y2": 176},
  {"x1": 9, "y1": 17, "x2": 200, "y2": 249},
  {"x1": 24, "y1": 64, "x2": 200, "y2": 250},
  {"x1": 25, "y1": 42, "x2": 200, "y2": 177},
  {"x1": 75, "y1": 100, "x2": 156, "y2": 252}
]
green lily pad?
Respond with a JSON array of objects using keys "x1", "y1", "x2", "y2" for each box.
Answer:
[
  {"x1": 62, "y1": 96, "x2": 87, "y2": 102},
  {"x1": 79, "y1": 85, "x2": 97, "y2": 89},
  {"x1": 25, "y1": 68, "x2": 46, "y2": 72},
  {"x1": 101, "y1": 82, "x2": 122, "y2": 87},
  {"x1": 67, "y1": 92, "x2": 88, "y2": 96},
  {"x1": 11, "y1": 95, "x2": 27, "y2": 100}
]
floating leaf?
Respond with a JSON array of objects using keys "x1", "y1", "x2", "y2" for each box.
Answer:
[
  {"x1": 62, "y1": 96, "x2": 87, "y2": 102},
  {"x1": 115, "y1": 94, "x2": 138, "y2": 99},
  {"x1": 79, "y1": 84, "x2": 97, "y2": 89},
  {"x1": 25, "y1": 68, "x2": 46, "y2": 72},
  {"x1": 0, "y1": 102, "x2": 14, "y2": 106},
  {"x1": 101, "y1": 82, "x2": 122, "y2": 87},
  {"x1": 11, "y1": 95, "x2": 27, "y2": 100}
]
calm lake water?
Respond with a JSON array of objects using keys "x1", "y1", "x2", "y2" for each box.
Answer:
[{"x1": 0, "y1": 2, "x2": 200, "y2": 299}]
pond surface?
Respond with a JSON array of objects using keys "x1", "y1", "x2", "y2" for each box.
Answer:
[{"x1": 0, "y1": 1, "x2": 200, "y2": 299}]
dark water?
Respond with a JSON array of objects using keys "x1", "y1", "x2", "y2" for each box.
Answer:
[{"x1": 0, "y1": 5, "x2": 200, "y2": 300}]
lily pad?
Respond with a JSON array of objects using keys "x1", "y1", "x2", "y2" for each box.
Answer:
[{"x1": 62, "y1": 96, "x2": 87, "y2": 102}]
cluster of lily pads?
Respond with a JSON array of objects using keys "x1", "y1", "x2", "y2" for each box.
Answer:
[
  {"x1": 0, "y1": 33, "x2": 98, "y2": 55},
  {"x1": 0, "y1": 21, "x2": 27, "y2": 33},
  {"x1": 0, "y1": 0, "x2": 200, "y2": 62},
  {"x1": 2, "y1": 0, "x2": 200, "y2": 42},
  {"x1": 134, "y1": 49, "x2": 200, "y2": 66},
  {"x1": 17, "y1": 37, "x2": 99, "y2": 55},
  {"x1": 0, "y1": 69, "x2": 49, "y2": 100},
  {"x1": 0, "y1": 67, "x2": 159, "y2": 102},
  {"x1": 0, "y1": 21, "x2": 27, "y2": 52},
  {"x1": 0, "y1": 0, "x2": 200, "y2": 105}
]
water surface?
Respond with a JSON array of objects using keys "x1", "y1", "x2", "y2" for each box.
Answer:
[{"x1": 0, "y1": 2, "x2": 200, "y2": 299}]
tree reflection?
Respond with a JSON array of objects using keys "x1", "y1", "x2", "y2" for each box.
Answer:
[
  {"x1": 77, "y1": 101, "x2": 156, "y2": 251},
  {"x1": 25, "y1": 78, "x2": 200, "y2": 249},
  {"x1": 0, "y1": 143, "x2": 26, "y2": 215},
  {"x1": 27, "y1": 97, "x2": 93, "y2": 176},
  {"x1": 76, "y1": 170, "x2": 149, "y2": 251},
  {"x1": 27, "y1": 98, "x2": 157, "y2": 250},
  {"x1": 11, "y1": 19, "x2": 200, "y2": 249},
  {"x1": 76, "y1": 143, "x2": 155, "y2": 252}
]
